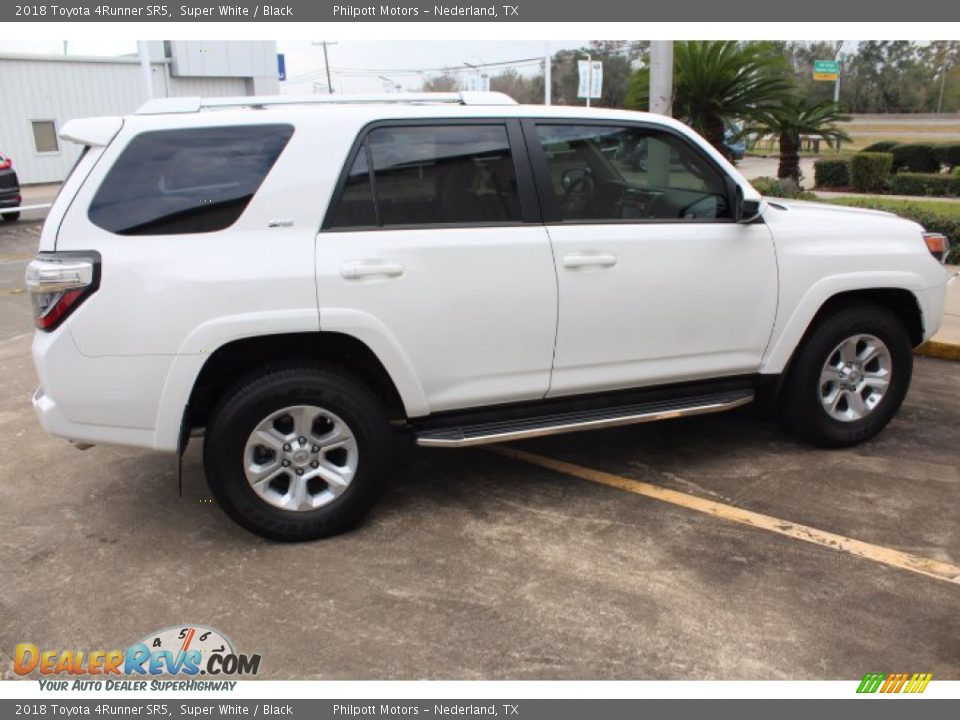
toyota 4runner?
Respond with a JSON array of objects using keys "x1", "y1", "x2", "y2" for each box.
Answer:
[{"x1": 26, "y1": 92, "x2": 951, "y2": 540}]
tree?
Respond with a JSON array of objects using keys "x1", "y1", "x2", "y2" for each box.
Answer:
[
  {"x1": 549, "y1": 41, "x2": 647, "y2": 107},
  {"x1": 750, "y1": 98, "x2": 851, "y2": 182},
  {"x1": 421, "y1": 72, "x2": 460, "y2": 92},
  {"x1": 625, "y1": 41, "x2": 793, "y2": 155},
  {"x1": 489, "y1": 67, "x2": 543, "y2": 104}
]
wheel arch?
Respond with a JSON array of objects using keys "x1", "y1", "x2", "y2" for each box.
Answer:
[
  {"x1": 185, "y1": 332, "x2": 414, "y2": 433},
  {"x1": 762, "y1": 284, "x2": 924, "y2": 377}
]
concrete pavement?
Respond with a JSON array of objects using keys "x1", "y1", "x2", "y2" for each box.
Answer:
[{"x1": 2, "y1": 221, "x2": 959, "y2": 681}]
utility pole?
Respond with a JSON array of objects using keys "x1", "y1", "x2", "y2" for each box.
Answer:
[
  {"x1": 649, "y1": 41, "x2": 673, "y2": 115},
  {"x1": 585, "y1": 53, "x2": 592, "y2": 108},
  {"x1": 137, "y1": 41, "x2": 154, "y2": 101},
  {"x1": 544, "y1": 42, "x2": 551, "y2": 105},
  {"x1": 834, "y1": 50, "x2": 844, "y2": 104},
  {"x1": 312, "y1": 41, "x2": 338, "y2": 94}
]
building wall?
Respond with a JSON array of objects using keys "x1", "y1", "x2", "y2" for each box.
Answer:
[{"x1": 0, "y1": 42, "x2": 279, "y2": 184}]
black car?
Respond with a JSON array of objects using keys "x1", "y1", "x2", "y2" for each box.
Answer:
[{"x1": 0, "y1": 152, "x2": 22, "y2": 223}]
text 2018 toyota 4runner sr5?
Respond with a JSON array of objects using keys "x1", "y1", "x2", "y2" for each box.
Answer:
[{"x1": 27, "y1": 92, "x2": 950, "y2": 540}]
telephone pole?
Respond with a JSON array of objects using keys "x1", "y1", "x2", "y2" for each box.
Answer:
[
  {"x1": 649, "y1": 41, "x2": 673, "y2": 115},
  {"x1": 311, "y1": 41, "x2": 338, "y2": 94}
]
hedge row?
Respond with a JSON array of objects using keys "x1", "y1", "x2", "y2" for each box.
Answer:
[
  {"x1": 813, "y1": 159, "x2": 849, "y2": 188},
  {"x1": 850, "y1": 153, "x2": 893, "y2": 193},
  {"x1": 889, "y1": 172, "x2": 960, "y2": 197},
  {"x1": 749, "y1": 176, "x2": 818, "y2": 200},
  {"x1": 891, "y1": 144, "x2": 941, "y2": 173},
  {"x1": 860, "y1": 141, "x2": 960, "y2": 172}
]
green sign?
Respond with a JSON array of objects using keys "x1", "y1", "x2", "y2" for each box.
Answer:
[{"x1": 813, "y1": 60, "x2": 840, "y2": 80}]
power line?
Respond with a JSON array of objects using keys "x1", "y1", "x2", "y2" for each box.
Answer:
[{"x1": 284, "y1": 55, "x2": 546, "y2": 84}]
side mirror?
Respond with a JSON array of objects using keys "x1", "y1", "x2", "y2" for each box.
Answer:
[
  {"x1": 739, "y1": 197, "x2": 762, "y2": 224},
  {"x1": 725, "y1": 177, "x2": 763, "y2": 224}
]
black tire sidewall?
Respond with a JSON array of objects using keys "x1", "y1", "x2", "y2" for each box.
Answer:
[
  {"x1": 783, "y1": 304, "x2": 913, "y2": 447},
  {"x1": 203, "y1": 365, "x2": 392, "y2": 541}
]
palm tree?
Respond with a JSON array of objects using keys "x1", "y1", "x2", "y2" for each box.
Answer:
[
  {"x1": 750, "y1": 97, "x2": 851, "y2": 182},
  {"x1": 625, "y1": 41, "x2": 793, "y2": 156}
]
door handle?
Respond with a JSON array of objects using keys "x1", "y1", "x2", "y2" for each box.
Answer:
[
  {"x1": 341, "y1": 260, "x2": 405, "y2": 280},
  {"x1": 562, "y1": 252, "x2": 618, "y2": 269}
]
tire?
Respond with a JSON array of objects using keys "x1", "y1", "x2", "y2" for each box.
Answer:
[
  {"x1": 203, "y1": 363, "x2": 394, "y2": 541},
  {"x1": 780, "y1": 303, "x2": 913, "y2": 447},
  {"x1": 2, "y1": 211, "x2": 19, "y2": 223}
]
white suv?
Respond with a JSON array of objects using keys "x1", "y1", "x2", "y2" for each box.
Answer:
[{"x1": 27, "y1": 92, "x2": 950, "y2": 540}]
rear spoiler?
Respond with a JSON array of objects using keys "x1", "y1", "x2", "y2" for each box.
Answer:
[{"x1": 59, "y1": 116, "x2": 123, "y2": 147}]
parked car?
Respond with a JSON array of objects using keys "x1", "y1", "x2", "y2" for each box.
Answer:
[
  {"x1": 0, "y1": 151, "x2": 21, "y2": 222},
  {"x1": 724, "y1": 125, "x2": 746, "y2": 161},
  {"x1": 26, "y1": 93, "x2": 950, "y2": 541}
]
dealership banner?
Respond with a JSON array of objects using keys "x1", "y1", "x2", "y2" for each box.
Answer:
[
  {"x1": 3, "y1": 0, "x2": 959, "y2": 21},
  {"x1": 1, "y1": 699, "x2": 960, "y2": 719}
]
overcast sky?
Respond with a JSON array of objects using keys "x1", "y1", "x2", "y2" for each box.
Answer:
[{"x1": 0, "y1": 40, "x2": 589, "y2": 93}]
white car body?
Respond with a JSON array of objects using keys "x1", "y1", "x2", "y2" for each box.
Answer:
[{"x1": 30, "y1": 94, "x2": 949, "y2": 453}]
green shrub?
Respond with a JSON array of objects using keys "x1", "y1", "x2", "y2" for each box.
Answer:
[
  {"x1": 849, "y1": 152, "x2": 893, "y2": 193},
  {"x1": 861, "y1": 141, "x2": 900, "y2": 153},
  {"x1": 813, "y1": 159, "x2": 850, "y2": 188},
  {"x1": 934, "y1": 144, "x2": 960, "y2": 170},
  {"x1": 829, "y1": 199, "x2": 960, "y2": 263},
  {"x1": 891, "y1": 143, "x2": 941, "y2": 173},
  {"x1": 749, "y1": 176, "x2": 817, "y2": 200},
  {"x1": 889, "y1": 172, "x2": 960, "y2": 197}
]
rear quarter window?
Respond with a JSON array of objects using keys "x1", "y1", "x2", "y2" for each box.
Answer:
[{"x1": 88, "y1": 124, "x2": 293, "y2": 236}]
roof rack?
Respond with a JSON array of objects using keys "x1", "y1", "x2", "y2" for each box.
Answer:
[{"x1": 135, "y1": 91, "x2": 518, "y2": 115}]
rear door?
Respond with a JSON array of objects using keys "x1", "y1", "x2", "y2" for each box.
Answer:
[
  {"x1": 316, "y1": 120, "x2": 558, "y2": 415},
  {"x1": 524, "y1": 120, "x2": 778, "y2": 397}
]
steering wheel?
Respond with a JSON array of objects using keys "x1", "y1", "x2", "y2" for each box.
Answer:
[{"x1": 561, "y1": 174, "x2": 596, "y2": 218}]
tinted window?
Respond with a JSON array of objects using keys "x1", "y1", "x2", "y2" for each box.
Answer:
[
  {"x1": 89, "y1": 125, "x2": 293, "y2": 236},
  {"x1": 535, "y1": 124, "x2": 731, "y2": 222},
  {"x1": 327, "y1": 124, "x2": 521, "y2": 229}
]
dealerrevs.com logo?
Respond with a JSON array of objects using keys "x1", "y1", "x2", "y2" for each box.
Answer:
[{"x1": 14, "y1": 625, "x2": 261, "y2": 689}]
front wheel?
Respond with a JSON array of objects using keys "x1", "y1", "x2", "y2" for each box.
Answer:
[
  {"x1": 780, "y1": 303, "x2": 913, "y2": 447},
  {"x1": 203, "y1": 364, "x2": 394, "y2": 541}
]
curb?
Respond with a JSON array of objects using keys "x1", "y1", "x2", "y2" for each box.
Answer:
[{"x1": 915, "y1": 341, "x2": 960, "y2": 362}]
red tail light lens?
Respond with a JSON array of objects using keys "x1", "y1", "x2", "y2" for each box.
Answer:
[
  {"x1": 0, "y1": 158, "x2": 11, "y2": 170},
  {"x1": 25, "y1": 252, "x2": 101, "y2": 331}
]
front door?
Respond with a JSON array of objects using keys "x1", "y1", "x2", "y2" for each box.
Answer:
[{"x1": 525, "y1": 121, "x2": 778, "y2": 397}]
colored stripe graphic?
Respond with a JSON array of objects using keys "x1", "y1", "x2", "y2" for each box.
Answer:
[{"x1": 857, "y1": 672, "x2": 932, "y2": 693}]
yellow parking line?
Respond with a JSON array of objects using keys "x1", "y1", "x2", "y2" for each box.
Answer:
[{"x1": 489, "y1": 445, "x2": 960, "y2": 586}]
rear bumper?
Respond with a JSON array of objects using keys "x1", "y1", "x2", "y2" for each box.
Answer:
[
  {"x1": 31, "y1": 328, "x2": 175, "y2": 452},
  {"x1": 32, "y1": 385, "x2": 157, "y2": 449}
]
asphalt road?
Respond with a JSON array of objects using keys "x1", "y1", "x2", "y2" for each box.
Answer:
[{"x1": 1, "y1": 221, "x2": 958, "y2": 680}]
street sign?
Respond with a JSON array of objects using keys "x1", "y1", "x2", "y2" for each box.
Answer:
[
  {"x1": 466, "y1": 73, "x2": 491, "y2": 92},
  {"x1": 577, "y1": 60, "x2": 603, "y2": 99},
  {"x1": 813, "y1": 60, "x2": 839, "y2": 81}
]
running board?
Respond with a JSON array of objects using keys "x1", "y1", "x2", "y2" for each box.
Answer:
[{"x1": 414, "y1": 389, "x2": 754, "y2": 448}]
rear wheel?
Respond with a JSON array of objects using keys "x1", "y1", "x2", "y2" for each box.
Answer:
[
  {"x1": 780, "y1": 303, "x2": 913, "y2": 447},
  {"x1": 203, "y1": 364, "x2": 394, "y2": 541}
]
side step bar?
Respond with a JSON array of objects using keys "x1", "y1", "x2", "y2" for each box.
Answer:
[{"x1": 414, "y1": 389, "x2": 754, "y2": 448}]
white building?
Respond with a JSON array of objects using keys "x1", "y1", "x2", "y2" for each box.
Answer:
[{"x1": 0, "y1": 41, "x2": 281, "y2": 184}]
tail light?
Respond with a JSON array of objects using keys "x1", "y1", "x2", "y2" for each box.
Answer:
[
  {"x1": 922, "y1": 232, "x2": 949, "y2": 264},
  {"x1": 0, "y1": 158, "x2": 11, "y2": 170},
  {"x1": 25, "y1": 252, "x2": 100, "y2": 331}
]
